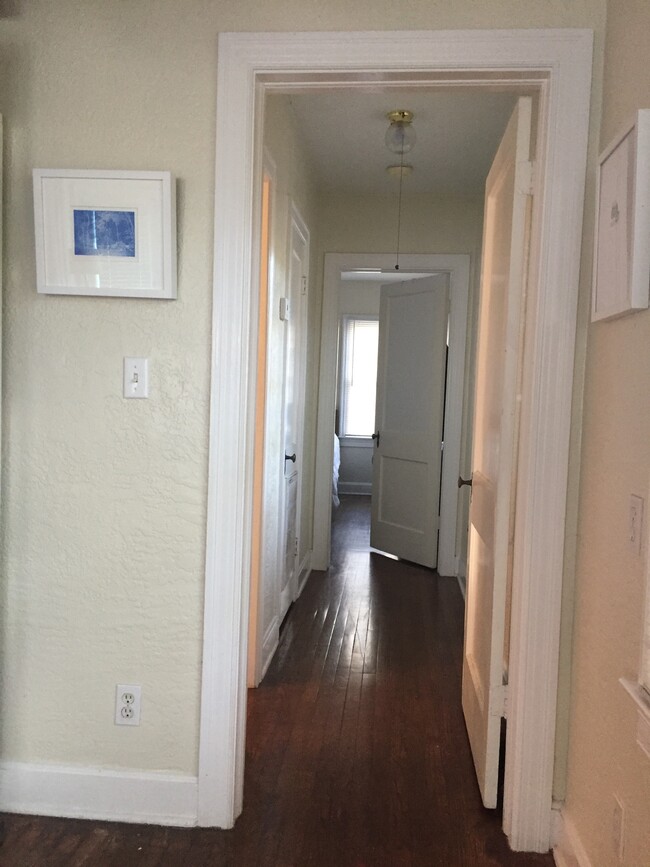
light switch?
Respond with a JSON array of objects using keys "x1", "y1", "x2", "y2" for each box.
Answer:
[
  {"x1": 629, "y1": 494, "x2": 644, "y2": 555},
  {"x1": 123, "y1": 357, "x2": 149, "y2": 399}
]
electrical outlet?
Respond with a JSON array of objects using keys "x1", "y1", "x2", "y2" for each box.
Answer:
[
  {"x1": 629, "y1": 495, "x2": 644, "y2": 555},
  {"x1": 115, "y1": 684, "x2": 141, "y2": 726},
  {"x1": 612, "y1": 794, "x2": 625, "y2": 862}
]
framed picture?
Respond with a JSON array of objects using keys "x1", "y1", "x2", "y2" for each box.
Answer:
[
  {"x1": 33, "y1": 169, "x2": 176, "y2": 299},
  {"x1": 592, "y1": 109, "x2": 650, "y2": 321}
]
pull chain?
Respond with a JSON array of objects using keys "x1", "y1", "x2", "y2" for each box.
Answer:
[{"x1": 395, "y1": 145, "x2": 405, "y2": 271}]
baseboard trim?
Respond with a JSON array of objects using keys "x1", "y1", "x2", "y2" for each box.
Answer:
[
  {"x1": 457, "y1": 574, "x2": 467, "y2": 601},
  {"x1": 296, "y1": 551, "x2": 312, "y2": 596},
  {"x1": 0, "y1": 761, "x2": 198, "y2": 826},
  {"x1": 553, "y1": 810, "x2": 595, "y2": 867},
  {"x1": 260, "y1": 615, "x2": 279, "y2": 682},
  {"x1": 338, "y1": 482, "x2": 372, "y2": 495}
]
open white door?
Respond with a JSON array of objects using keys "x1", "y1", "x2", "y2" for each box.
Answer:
[
  {"x1": 279, "y1": 208, "x2": 309, "y2": 621},
  {"x1": 462, "y1": 97, "x2": 533, "y2": 808},
  {"x1": 370, "y1": 274, "x2": 449, "y2": 568}
]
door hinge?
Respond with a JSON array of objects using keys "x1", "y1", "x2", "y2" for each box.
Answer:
[
  {"x1": 518, "y1": 159, "x2": 535, "y2": 196},
  {"x1": 301, "y1": 275, "x2": 308, "y2": 296},
  {"x1": 491, "y1": 683, "x2": 509, "y2": 718},
  {"x1": 294, "y1": 537, "x2": 299, "y2": 557}
]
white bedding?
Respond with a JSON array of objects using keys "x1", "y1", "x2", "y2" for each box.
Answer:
[{"x1": 332, "y1": 433, "x2": 341, "y2": 508}]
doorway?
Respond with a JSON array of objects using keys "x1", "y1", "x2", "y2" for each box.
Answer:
[
  {"x1": 314, "y1": 254, "x2": 470, "y2": 578},
  {"x1": 200, "y1": 29, "x2": 593, "y2": 853}
]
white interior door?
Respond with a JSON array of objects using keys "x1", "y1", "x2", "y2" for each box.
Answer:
[
  {"x1": 370, "y1": 274, "x2": 449, "y2": 568},
  {"x1": 279, "y1": 208, "x2": 309, "y2": 621},
  {"x1": 462, "y1": 97, "x2": 533, "y2": 808}
]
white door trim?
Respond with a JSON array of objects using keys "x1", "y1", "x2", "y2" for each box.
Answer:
[
  {"x1": 313, "y1": 252, "x2": 470, "y2": 577},
  {"x1": 200, "y1": 29, "x2": 593, "y2": 854}
]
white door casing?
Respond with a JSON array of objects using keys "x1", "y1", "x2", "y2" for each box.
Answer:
[
  {"x1": 370, "y1": 276, "x2": 449, "y2": 568},
  {"x1": 201, "y1": 30, "x2": 593, "y2": 853},
  {"x1": 248, "y1": 149, "x2": 278, "y2": 688},
  {"x1": 462, "y1": 97, "x2": 533, "y2": 809},
  {"x1": 314, "y1": 253, "x2": 470, "y2": 578}
]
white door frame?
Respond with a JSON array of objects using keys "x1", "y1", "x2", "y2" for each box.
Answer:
[
  {"x1": 313, "y1": 253, "x2": 470, "y2": 577},
  {"x1": 199, "y1": 29, "x2": 593, "y2": 853}
]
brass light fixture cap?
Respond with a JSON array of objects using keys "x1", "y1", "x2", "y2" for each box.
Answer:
[{"x1": 386, "y1": 109, "x2": 414, "y2": 124}]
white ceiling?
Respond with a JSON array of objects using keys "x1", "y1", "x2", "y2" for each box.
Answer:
[{"x1": 277, "y1": 88, "x2": 518, "y2": 196}]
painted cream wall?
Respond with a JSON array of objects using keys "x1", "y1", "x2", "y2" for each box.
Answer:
[
  {"x1": 0, "y1": 0, "x2": 605, "y2": 787},
  {"x1": 560, "y1": 1, "x2": 650, "y2": 864},
  {"x1": 248, "y1": 95, "x2": 318, "y2": 685}
]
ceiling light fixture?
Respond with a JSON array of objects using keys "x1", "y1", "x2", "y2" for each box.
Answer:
[{"x1": 385, "y1": 110, "x2": 416, "y2": 271}]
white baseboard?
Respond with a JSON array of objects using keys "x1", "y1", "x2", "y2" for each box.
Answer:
[
  {"x1": 0, "y1": 761, "x2": 198, "y2": 826},
  {"x1": 457, "y1": 574, "x2": 467, "y2": 600},
  {"x1": 338, "y1": 481, "x2": 372, "y2": 495},
  {"x1": 296, "y1": 551, "x2": 312, "y2": 595},
  {"x1": 553, "y1": 810, "x2": 595, "y2": 867},
  {"x1": 260, "y1": 615, "x2": 280, "y2": 682}
]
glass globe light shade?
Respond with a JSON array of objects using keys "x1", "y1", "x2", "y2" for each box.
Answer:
[{"x1": 385, "y1": 120, "x2": 416, "y2": 155}]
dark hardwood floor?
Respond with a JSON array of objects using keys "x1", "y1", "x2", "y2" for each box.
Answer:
[{"x1": 0, "y1": 496, "x2": 554, "y2": 866}]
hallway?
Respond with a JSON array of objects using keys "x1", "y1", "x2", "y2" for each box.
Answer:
[{"x1": 0, "y1": 497, "x2": 554, "y2": 865}]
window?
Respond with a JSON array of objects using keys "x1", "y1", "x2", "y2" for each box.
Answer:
[{"x1": 339, "y1": 316, "x2": 379, "y2": 438}]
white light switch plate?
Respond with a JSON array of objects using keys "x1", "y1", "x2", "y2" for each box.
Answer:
[
  {"x1": 123, "y1": 357, "x2": 149, "y2": 399},
  {"x1": 629, "y1": 494, "x2": 644, "y2": 555}
]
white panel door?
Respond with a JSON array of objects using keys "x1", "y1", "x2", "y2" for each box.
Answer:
[
  {"x1": 370, "y1": 274, "x2": 449, "y2": 568},
  {"x1": 279, "y1": 210, "x2": 309, "y2": 622},
  {"x1": 462, "y1": 97, "x2": 533, "y2": 808}
]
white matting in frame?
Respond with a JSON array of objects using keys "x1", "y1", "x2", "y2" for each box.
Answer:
[
  {"x1": 592, "y1": 109, "x2": 650, "y2": 322},
  {"x1": 33, "y1": 169, "x2": 177, "y2": 299}
]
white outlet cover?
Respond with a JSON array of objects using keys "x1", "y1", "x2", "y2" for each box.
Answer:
[{"x1": 115, "y1": 683, "x2": 142, "y2": 726}]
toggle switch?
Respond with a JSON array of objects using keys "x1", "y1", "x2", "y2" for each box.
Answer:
[{"x1": 123, "y1": 357, "x2": 149, "y2": 399}]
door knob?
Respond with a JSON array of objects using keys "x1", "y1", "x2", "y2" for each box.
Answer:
[
  {"x1": 285, "y1": 453, "x2": 297, "y2": 463},
  {"x1": 458, "y1": 475, "x2": 473, "y2": 488},
  {"x1": 371, "y1": 431, "x2": 380, "y2": 447}
]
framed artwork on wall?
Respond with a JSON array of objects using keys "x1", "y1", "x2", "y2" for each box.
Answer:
[
  {"x1": 592, "y1": 109, "x2": 650, "y2": 322},
  {"x1": 33, "y1": 169, "x2": 176, "y2": 299}
]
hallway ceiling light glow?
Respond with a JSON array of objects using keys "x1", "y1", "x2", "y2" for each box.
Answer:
[{"x1": 384, "y1": 109, "x2": 416, "y2": 154}]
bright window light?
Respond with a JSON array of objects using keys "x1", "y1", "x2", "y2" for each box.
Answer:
[{"x1": 339, "y1": 317, "x2": 379, "y2": 438}]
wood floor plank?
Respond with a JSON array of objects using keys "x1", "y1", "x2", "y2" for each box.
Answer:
[{"x1": 0, "y1": 496, "x2": 554, "y2": 866}]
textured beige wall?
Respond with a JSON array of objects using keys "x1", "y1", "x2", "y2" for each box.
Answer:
[
  {"x1": 561, "y1": 1, "x2": 650, "y2": 863},
  {"x1": 0, "y1": 0, "x2": 605, "y2": 780}
]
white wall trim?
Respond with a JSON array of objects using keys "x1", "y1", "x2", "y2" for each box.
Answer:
[
  {"x1": 0, "y1": 762, "x2": 198, "y2": 827},
  {"x1": 259, "y1": 615, "x2": 279, "y2": 683},
  {"x1": 201, "y1": 30, "x2": 594, "y2": 844},
  {"x1": 553, "y1": 810, "x2": 595, "y2": 867},
  {"x1": 313, "y1": 252, "x2": 469, "y2": 577},
  {"x1": 296, "y1": 551, "x2": 312, "y2": 596},
  {"x1": 338, "y1": 481, "x2": 372, "y2": 495}
]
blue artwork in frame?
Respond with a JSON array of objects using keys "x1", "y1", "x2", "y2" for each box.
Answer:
[{"x1": 73, "y1": 209, "x2": 136, "y2": 257}]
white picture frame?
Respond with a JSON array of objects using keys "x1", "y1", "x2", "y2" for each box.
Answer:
[
  {"x1": 33, "y1": 169, "x2": 176, "y2": 299},
  {"x1": 592, "y1": 109, "x2": 650, "y2": 321}
]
